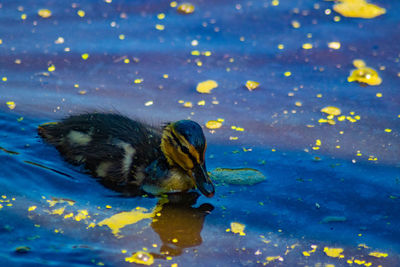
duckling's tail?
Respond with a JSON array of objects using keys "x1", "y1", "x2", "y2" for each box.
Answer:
[{"x1": 38, "y1": 122, "x2": 61, "y2": 145}]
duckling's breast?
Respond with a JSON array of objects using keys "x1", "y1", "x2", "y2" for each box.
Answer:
[{"x1": 142, "y1": 168, "x2": 195, "y2": 195}]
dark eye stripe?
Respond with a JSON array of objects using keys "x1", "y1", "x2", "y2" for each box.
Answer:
[{"x1": 170, "y1": 130, "x2": 197, "y2": 164}]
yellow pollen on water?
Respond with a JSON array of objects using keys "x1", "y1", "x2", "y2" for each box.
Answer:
[
  {"x1": 229, "y1": 222, "x2": 246, "y2": 236},
  {"x1": 328, "y1": 41, "x2": 341, "y2": 49},
  {"x1": 324, "y1": 247, "x2": 345, "y2": 258},
  {"x1": 245, "y1": 80, "x2": 260, "y2": 91},
  {"x1": 77, "y1": 10, "x2": 85, "y2": 17},
  {"x1": 38, "y1": 9, "x2": 52, "y2": 18},
  {"x1": 321, "y1": 106, "x2": 341, "y2": 116},
  {"x1": 196, "y1": 80, "x2": 218, "y2": 94},
  {"x1": 177, "y1": 3, "x2": 195, "y2": 14},
  {"x1": 333, "y1": 0, "x2": 386, "y2": 19},
  {"x1": 125, "y1": 251, "x2": 154, "y2": 265},
  {"x1": 6, "y1": 101, "x2": 16, "y2": 110},
  {"x1": 48, "y1": 65, "x2": 56, "y2": 72},
  {"x1": 155, "y1": 24, "x2": 165, "y2": 31},
  {"x1": 206, "y1": 120, "x2": 222, "y2": 129}
]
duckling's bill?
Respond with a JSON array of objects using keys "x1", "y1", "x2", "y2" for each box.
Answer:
[{"x1": 193, "y1": 162, "x2": 214, "y2": 198}]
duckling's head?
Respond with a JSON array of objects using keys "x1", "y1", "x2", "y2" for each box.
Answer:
[{"x1": 161, "y1": 120, "x2": 215, "y2": 197}]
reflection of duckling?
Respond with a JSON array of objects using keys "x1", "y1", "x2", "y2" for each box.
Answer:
[
  {"x1": 151, "y1": 192, "x2": 214, "y2": 257},
  {"x1": 38, "y1": 113, "x2": 214, "y2": 197}
]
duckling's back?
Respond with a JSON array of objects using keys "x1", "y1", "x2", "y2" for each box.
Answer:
[{"x1": 38, "y1": 113, "x2": 163, "y2": 193}]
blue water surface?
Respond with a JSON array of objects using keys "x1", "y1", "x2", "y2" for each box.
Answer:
[{"x1": 0, "y1": 0, "x2": 399, "y2": 266}]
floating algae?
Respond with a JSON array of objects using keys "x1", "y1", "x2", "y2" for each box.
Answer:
[{"x1": 210, "y1": 168, "x2": 266, "y2": 185}]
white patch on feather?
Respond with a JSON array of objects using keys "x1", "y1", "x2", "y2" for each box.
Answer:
[
  {"x1": 67, "y1": 130, "x2": 92, "y2": 146},
  {"x1": 117, "y1": 141, "x2": 136, "y2": 177},
  {"x1": 132, "y1": 165, "x2": 145, "y2": 185},
  {"x1": 96, "y1": 162, "x2": 112, "y2": 177}
]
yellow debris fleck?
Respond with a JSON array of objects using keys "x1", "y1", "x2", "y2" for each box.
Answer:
[
  {"x1": 191, "y1": 50, "x2": 200, "y2": 56},
  {"x1": 2, "y1": 77, "x2": 6, "y2": 82},
  {"x1": 196, "y1": 80, "x2": 218, "y2": 94},
  {"x1": 124, "y1": 58, "x2": 130, "y2": 64},
  {"x1": 354, "y1": 259, "x2": 366, "y2": 265},
  {"x1": 203, "y1": 51, "x2": 212, "y2": 56},
  {"x1": 119, "y1": 34, "x2": 125, "y2": 40},
  {"x1": 230, "y1": 222, "x2": 246, "y2": 236},
  {"x1": 144, "y1": 101, "x2": 153, "y2": 106},
  {"x1": 346, "y1": 116, "x2": 357, "y2": 123},
  {"x1": 348, "y1": 67, "x2": 382, "y2": 85},
  {"x1": 265, "y1": 256, "x2": 282, "y2": 263},
  {"x1": 206, "y1": 120, "x2": 222, "y2": 129},
  {"x1": 64, "y1": 212, "x2": 74, "y2": 219},
  {"x1": 125, "y1": 251, "x2": 154, "y2": 265},
  {"x1": 86, "y1": 222, "x2": 96, "y2": 229},
  {"x1": 172, "y1": 238, "x2": 178, "y2": 243},
  {"x1": 170, "y1": 1, "x2": 178, "y2": 8},
  {"x1": 315, "y1": 139, "x2": 321, "y2": 146},
  {"x1": 196, "y1": 61, "x2": 203, "y2": 67},
  {"x1": 333, "y1": 0, "x2": 386, "y2": 19},
  {"x1": 51, "y1": 207, "x2": 65, "y2": 215},
  {"x1": 295, "y1": 101, "x2": 302, "y2": 107},
  {"x1": 81, "y1": 53, "x2": 89, "y2": 60},
  {"x1": 77, "y1": 10, "x2": 85, "y2": 17},
  {"x1": 302, "y1": 43, "x2": 313, "y2": 49},
  {"x1": 47, "y1": 198, "x2": 75, "y2": 207},
  {"x1": 197, "y1": 100, "x2": 205, "y2": 106},
  {"x1": 155, "y1": 24, "x2": 165, "y2": 30},
  {"x1": 369, "y1": 251, "x2": 388, "y2": 258},
  {"x1": 272, "y1": 0, "x2": 279, "y2": 6},
  {"x1": 376, "y1": 92, "x2": 382, "y2": 97},
  {"x1": 163, "y1": 74, "x2": 168, "y2": 79},
  {"x1": 98, "y1": 207, "x2": 154, "y2": 237},
  {"x1": 74, "y1": 210, "x2": 89, "y2": 221},
  {"x1": 6, "y1": 101, "x2": 16, "y2": 110},
  {"x1": 106, "y1": 205, "x2": 112, "y2": 209},
  {"x1": 229, "y1": 136, "x2": 238, "y2": 140},
  {"x1": 278, "y1": 44, "x2": 285, "y2": 50},
  {"x1": 28, "y1": 206, "x2": 37, "y2": 212},
  {"x1": 191, "y1": 40, "x2": 199, "y2": 47},
  {"x1": 171, "y1": 264, "x2": 178, "y2": 267},
  {"x1": 21, "y1": 14, "x2": 27, "y2": 20},
  {"x1": 291, "y1": 20, "x2": 301, "y2": 28},
  {"x1": 38, "y1": 9, "x2": 52, "y2": 18},
  {"x1": 302, "y1": 251, "x2": 311, "y2": 256},
  {"x1": 183, "y1": 102, "x2": 192, "y2": 108},
  {"x1": 48, "y1": 65, "x2": 55, "y2": 72},
  {"x1": 284, "y1": 71, "x2": 292, "y2": 77},
  {"x1": 134, "y1": 78, "x2": 143, "y2": 84},
  {"x1": 321, "y1": 106, "x2": 341, "y2": 116},
  {"x1": 323, "y1": 247, "x2": 344, "y2": 258},
  {"x1": 328, "y1": 41, "x2": 341, "y2": 49},
  {"x1": 157, "y1": 13, "x2": 165, "y2": 20},
  {"x1": 245, "y1": 80, "x2": 260, "y2": 91},
  {"x1": 177, "y1": 3, "x2": 195, "y2": 14}
]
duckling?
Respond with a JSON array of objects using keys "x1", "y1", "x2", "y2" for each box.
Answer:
[{"x1": 38, "y1": 113, "x2": 214, "y2": 197}]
